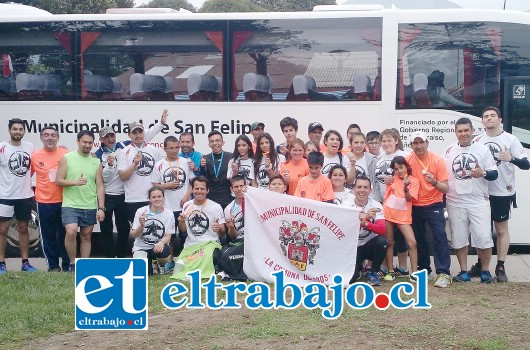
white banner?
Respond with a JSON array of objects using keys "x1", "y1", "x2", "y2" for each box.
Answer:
[{"x1": 244, "y1": 187, "x2": 360, "y2": 287}]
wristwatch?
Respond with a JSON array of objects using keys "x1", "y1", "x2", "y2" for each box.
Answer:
[{"x1": 98, "y1": 207, "x2": 106, "y2": 211}]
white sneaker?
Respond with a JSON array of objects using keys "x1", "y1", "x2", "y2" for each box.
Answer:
[{"x1": 433, "y1": 273, "x2": 452, "y2": 288}]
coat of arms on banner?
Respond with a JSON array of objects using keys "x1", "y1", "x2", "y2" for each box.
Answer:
[{"x1": 279, "y1": 220, "x2": 320, "y2": 271}]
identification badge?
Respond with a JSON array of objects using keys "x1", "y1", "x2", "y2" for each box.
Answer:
[
  {"x1": 385, "y1": 194, "x2": 408, "y2": 211},
  {"x1": 455, "y1": 178, "x2": 472, "y2": 194}
]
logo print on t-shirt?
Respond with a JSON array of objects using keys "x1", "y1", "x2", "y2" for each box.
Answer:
[
  {"x1": 135, "y1": 153, "x2": 155, "y2": 176},
  {"x1": 452, "y1": 153, "x2": 479, "y2": 180},
  {"x1": 163, "y1": 167, "x2": 186, "y2": 190},
  {"x1": 355, "y1": 165, "x2": 366, "y2": 177},
  {"x1": 238, "y1": 165, "x2": 252, "y2": 186},
  {"x1": 375, "y1": 160, "x2": 392, "y2": 183},
  {"x1": 140, "y1": 219, "x2": 165, "y2": 245},
  {"x1": 257, "y1": 164, "x2": 269, "y2": 187},
  {"x1": 187, "y1": 210, "x2": 209, "y2": 236},
  {"x1": 232, "y1": 210, "x2": 244, "y2": 233},
  {"x1": 9, "y1": 151, "x2": 30, "y2": 177},
  {"x1": 484, "y1": 142, "x2": 502, "y2": 165},
  {"x1": 321, "y1": 162, "x2": 340, "y2": 175}
]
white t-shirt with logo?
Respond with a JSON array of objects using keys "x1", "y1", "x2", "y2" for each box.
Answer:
[
  {"x1": 322, "y1": 153, "x2": 350, "y2": 177},
  {"x1": 224, "y1": 199, "x2": 245, "y2": 238},
  {"x1": 443, "y1": 142, "x2": 497, "y2": 207},
  {"x1": 117, "y1": 143, "x2": 163, "y2": 203},
  {"x1": 474, "y1": 131, "x2": 527, "y2": 196},
  {"x1": 0, "y1": 141, "x2": 34, "y2": 199},
  {"x1": 255, "y1": 154, "x2": 286, "y2": 190},
  {"x1": 132, "y1": 205, "x2": 175, "y2": 252},
  {"x1": 182, "y1": 199, "x2": 225, "y2": 247},
  {"x1": 374, "y1": 150, "x2": 408, "y2": 201},
  {"x1": 101, "y1": 147, "x2": 124, "y2": 195},
  {"x1": 333, "y1": 190, "x2": 355, "y2": 207},
  {"x1": 151, "y1": 157, "x2": 194, "y2": 212},
  {"x1": 227, "y1": 158, "x2": 255, "y2": 186},
  {"x1": 353, "y1": 198, "x2": 384, "y2": 247}
]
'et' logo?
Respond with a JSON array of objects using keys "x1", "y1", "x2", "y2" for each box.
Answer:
[{"x1": 75, "y1": 258, "x2": 148, "y2": 330}]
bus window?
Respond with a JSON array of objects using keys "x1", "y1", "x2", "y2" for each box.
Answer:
[
  {"x1": 398, "y1": 21, "x2": 530, "y2": 142},
  {"x1": 0, "y1": 21, "x2": 73, "y2": 100},
  {"x1": 81, "y1": 20, "x2": 226, "y2": 101},
  {"x1": 231, "y1": 17, "x2": 382, "y2": 101}
]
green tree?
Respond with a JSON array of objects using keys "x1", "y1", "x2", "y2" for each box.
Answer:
[
  {"x1": 251, "y1": 0, "x2": 336, "y2": 12},
  {"x1": 140, "y1": 0, "x2": 196, "y2": 12},
  {"x1": 200, "y1": 0, "x2": 265, "y2": 12}
]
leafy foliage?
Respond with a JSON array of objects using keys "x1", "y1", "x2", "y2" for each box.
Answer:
[
  {"x1": 139, "y1": 0, "x2": 196, "y2": 12},
  {"x1": 251, "y1": 0, "x2": 336, "y2": 12},
  {"x1": 200, "y1": 0, "x2": 266, "y2": 13}
]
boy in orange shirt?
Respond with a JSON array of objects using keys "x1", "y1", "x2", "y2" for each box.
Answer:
[{"x1": 294, "y1": 152, "x2": 334, "y2": 203}]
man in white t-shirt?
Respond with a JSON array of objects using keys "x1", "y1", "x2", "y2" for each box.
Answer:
[
  {"x1": 0, "y1": 118, "x2": 37, "y2": 274},
  {"x1": 444, "y1": 117, "x2": 498, "y2": 284},
  {"x1": 96, "y1": 109, "x2": 167, "y2": 258},
  {"x1": 473, "y1": 106, "x2": 529, "y2": 282},
  {"x1": 118, "y1": 121, "x2": 163, "y2": 225},
  {"x1": 152, "y1": 135, "x2": 194, "y2": 273}
]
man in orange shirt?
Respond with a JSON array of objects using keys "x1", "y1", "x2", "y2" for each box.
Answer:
[
  {"x1": 30, "y1": 126, "x2": 70, "y2": 272},
  {"x1": 294, "y1": 152, "x2": 334, "y2": 202},
  {"x1": 406, "y1": 131, "x2": 451, "y2": 288}
]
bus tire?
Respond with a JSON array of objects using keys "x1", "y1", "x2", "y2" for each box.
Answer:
[{"x1": 5, "y1": 201, "x2": 43, "y2": 258}]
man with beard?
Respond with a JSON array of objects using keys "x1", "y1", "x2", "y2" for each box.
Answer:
[
  {"x1": 31, "y1": 126, "x2": 70, "y2": 271},
  {"x1": 56, "y1": 130, "x2": 105, "y2": 272},
  {"x1": 0, "y1": 118, "x2": 37, "y2": 274}
]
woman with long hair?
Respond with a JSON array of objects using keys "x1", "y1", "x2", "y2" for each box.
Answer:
[
  {"x1": 227, "y1": 134, "x2": 254, "y2": 186},
  {"x1": 322, "y1": 129, "x2": 353, "y2": 179},
  {"x1": 253, "y1": 133, "x2": 285, "y2": 189}
]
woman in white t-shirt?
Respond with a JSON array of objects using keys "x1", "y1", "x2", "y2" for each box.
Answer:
[
  {"x1": 227, "y1": 134, "x2": 255, "y2": 186},
  {"x1": 329, "y1": 164, "x2": 355, "y2": 206},
  {"x1": 253, "y1": 133, "x2": 286, "y2": 189},
  {"x1": 322, "y1": 129, "x2": 351, "y2": 177},
  {"x1": 131, "y1": 186, "x2": 175, "y2": 275}
]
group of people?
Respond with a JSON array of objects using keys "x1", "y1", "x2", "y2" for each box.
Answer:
[{"x1": 0, "y1": 107, "x2": 528, "y2": 289}]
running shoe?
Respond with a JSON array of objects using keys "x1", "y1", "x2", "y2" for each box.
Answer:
[
  {"x1": 67, "y1": 264, "x2": 75, "y2": 273},
  {"x1": 21, "y1": 262, "x2": 37, "y2": 272},
  {"x1": 409, "y1": 274, "x2": 417, "y2": 283},
  {"x1": 453, "y1": 271, "x2": 471, "y2": 282},
  {"x1": 495, "y1": 265, "x2": 508, "y2": 283},
  {"x1": 0, "y1": 264, "x2": 7, "y2": 275},
  {"x1": 48, "y1": 267, "x2": 62, "y2": 272},
  {"x1": 480, "y1": 271, "x2": 494, "y2": 284},
  {"x1": 393, "y1": 266, "x2": 410, "y2": 278},
  {"x1": 468, "y1": 261, "x2": 481, "y2": 278},
  {"x1": 433, "y1": 273, "x2": 452, "y2": 288},
  {"x1": 376, "y1": 266, "x2": 389, "y2": 279},
  {"x1": 164, "y1": 260, "x2": 175, "y2": 275},
  {"x1": 366, "y1": 271, "x2": 382, "y2": 286},
  {"x1": 383, "y1": 273, "x2": 395, "y2": 281}
]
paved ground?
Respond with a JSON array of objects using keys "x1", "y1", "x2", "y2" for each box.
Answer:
[{"x1": 5, "y1": 254, "x2": 530, "y2": 281}]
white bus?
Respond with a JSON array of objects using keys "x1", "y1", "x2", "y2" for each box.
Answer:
[{"x1": 1, "y1": 3, "x2": 529, "y2": 255}]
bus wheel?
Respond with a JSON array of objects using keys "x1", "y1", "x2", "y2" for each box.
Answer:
[{"x1": 6, "y1": 205, "x2": 42, "y2": 258}]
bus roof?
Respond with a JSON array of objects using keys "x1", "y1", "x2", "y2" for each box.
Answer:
[{"x1": 0, "y1": 3, "x2": 52, "y2": 16}]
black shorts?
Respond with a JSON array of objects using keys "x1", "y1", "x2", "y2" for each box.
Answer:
[
  {"x1": 489, "y1": 195, "x2": 514, "y2": 222},
  {"x1": 0, "y1": 198, "x2": 33, "y2": 222}
]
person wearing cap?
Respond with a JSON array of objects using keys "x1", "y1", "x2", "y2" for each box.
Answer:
[
  {"x1": 406, "y1": 130, "x2": 451, "y2": 288},
  {"x1": 95, "y1": 109, "x2": 168, "y2": 258},
  {"x1": 117, "y1": 120, "x2": 164, "y2": 235},
  {"x1": 250, "y1": 122, "x2": 265, "y2": 153},
  {"x1": 56, "y1": 130, "x2": 105, "y2": 272},
  {"x1": 30, "y1": 126, "x2": 70, "y2": 271},
  {"x1": 307, "y1": 122, "x2": 326, "y2": 152}
]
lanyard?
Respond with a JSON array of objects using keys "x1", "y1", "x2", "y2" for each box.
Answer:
[
  {"x1": 212, "y1": 151, "x2": 224, "y2": 178},
  {"x1": 166, "y1": 157, "x2": 180, "y2": 182},
  {"x1": 105, "y1": 144, "x2": 117, "y2": 153},
  {"x1": 414, "y1": 153, "x2": 430, "y2": 173},
  {"x1": 458, "y1": 143, "x2": 473, "y2": 175},
  {"x1": 185, "y1": 199, "x2": 208, "y2": 215},
  {"x1": 133, "y1": 142, "x2": 145, "y2": 154},
  {"x1": 230, "y1": 199, "x2": 241, "y2": 217}
]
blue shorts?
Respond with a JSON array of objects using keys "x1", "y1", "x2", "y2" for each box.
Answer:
[{"x1": 61, "y1": 207, "x2": 97, "y2": 227}]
